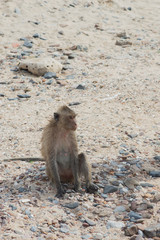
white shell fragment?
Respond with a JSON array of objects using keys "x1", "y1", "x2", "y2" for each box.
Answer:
[{"x1": 18, "y1": 57, "x2": 63, "y2": 76}]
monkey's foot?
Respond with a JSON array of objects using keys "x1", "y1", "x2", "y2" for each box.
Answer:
[
  {"x1": 86, "y1": 183, "x2": 98, "y2": 194},
  {"x1": 55, "y1": 187, "x2": 66, "y2": 198}
]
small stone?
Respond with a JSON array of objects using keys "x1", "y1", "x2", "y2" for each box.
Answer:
[
  {"x1": 143, "y1": 223, "x2": 160, "y2": 238},
  {"x1": 14, "y1": 8, "x2": 21, "y2": 14},
  {"x1": 140, "y1": 182, "x2": 154, "y2": 187},
  {"x1": 107, "y1": 220, "x2": 125, "y2": 229},
  {"x1": 124, "y1": 178, "x2": 139, "y2": 190},
  {"x1": 81, "y1": 234, "x2": 92, "y2": 239},
  {"x1": 9, "y1": 204, "x2": 17, "y2": 211},
  {"x1": 33, "y1": 33, "x2": 40, "y2": 38},
  {"x1": 93, "y1": 233, "x2": 103, "y2": 240},
  {"x1": 43, "y1": 72, "x2": 57, "y2": 79},
  {"x1": 63, "y1": 202, "x2": 79, "y2": 209},
  {"x1": 129, "y1": 211, "x2": 142, "y2": 220},
  {"x1": 30, "y1": 226, "x2": 37, "y2": 232},
  {"x1": 125, "y1": 225, "x2": 138, "y2": 236},
  {"x1": 45, "y1": 79, "x2": 53, "y2": 85},
  {"x1": 149, "y1": 171, "x2": 160, "y2": 177},
  {"x1": 114, "y1": 205, "x2": 126, "y2": 213},
  {"x1": 0, "y1": 94, "x2": 5, "y2": 97},
  {"x1": 154, "y1": 156, "x2": 160, "y2": 161},
  {"x1": 18, "y1": 187, "x2": 28, "y2": 193},
  {"x1": 17, "y1": 94, "x2": 31, "y2": 99},
  {"x1": 23, "y1": 40, "x2": 33, "y2": 48},
  {"x1": 152, "y1": 194, "x2": 160, "y2": 203},
  {"x1": 115, "y1": 40, "x2": 132, "y2": 46},
  {"x1": 128, "y1": 7, "x2": 132, "y2": 10},
  {"x1": 60, "y1": 224, "x2": 69, "y2": 233},
  {"x1": 76, "y1": 84, "x2": 85, "y2": 90},
  {"x1": 69, "y1": 102, "x2": 81, "y2": 106},
  {"x1": 19, "y1": 57, "x2": 63, "y2": 76},
  {"x1": 103, "y1": 185, "x2": 118, "y2": 194},
  {"x1": 85, "y1": 218, "x2": 96, "y2": 226},
  {"x1": 101, "y1": 193, "x2": 108, "y2": 198},
  {"x1": 92, "y1": 163, "x2": 99, "y2": 168}
]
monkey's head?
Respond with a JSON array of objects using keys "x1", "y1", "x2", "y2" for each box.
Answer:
[{"x1": 54, "y1": 105, "x2": 77, "y2": 131}]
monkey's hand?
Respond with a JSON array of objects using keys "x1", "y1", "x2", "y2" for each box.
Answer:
[
  {"x1": 86, "y1": 183, "x2": 98, "y2": 194},
  {"x1": 55, "y1": 186, "x2": 66, "y2": 198},
  {"x1": 74, "y1": 182, "x2": 80, "y2": 192}
]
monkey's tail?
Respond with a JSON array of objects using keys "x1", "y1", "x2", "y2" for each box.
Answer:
[{"x1": 3, "y1": 158, "x2": 45, "y2": 162}]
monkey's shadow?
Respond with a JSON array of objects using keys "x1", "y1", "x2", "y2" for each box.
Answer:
[{"x1": 2, "y1": 163, "x2": 87, "y2": 200}]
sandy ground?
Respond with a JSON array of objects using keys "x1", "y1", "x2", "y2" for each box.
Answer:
[{"x1": 0, "y1": 0, "x2": 160, "y2": 239}]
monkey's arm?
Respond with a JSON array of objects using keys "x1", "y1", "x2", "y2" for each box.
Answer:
[
  {"x1": 49, "y1": 155, "x2": 65, "y2": 198},
  {"x1": 4, "y1": 158, "x2": 44, "y2": 162},
  {"x1": 71, "y1": 153, "x2": 81, "y2": 191}
]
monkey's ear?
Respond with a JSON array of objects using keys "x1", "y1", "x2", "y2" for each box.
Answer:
[{"x1": 54, "y1": 112, "x2": 59, "y2": 121}]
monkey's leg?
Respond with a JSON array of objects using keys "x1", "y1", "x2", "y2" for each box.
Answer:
[
  {"x1": 49, "y1": 157, "x2": 65, "y2": 198},
  {"x1": 71, "y1": 155, "x2": 81, "y2": 192},
  {"x1": 78, "y1": 153, "x2": 98, "y2": 193}
]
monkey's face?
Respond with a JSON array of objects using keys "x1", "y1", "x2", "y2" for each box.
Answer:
[{"x1": 63, "y1": 115, "x2": 77, "y2": 131}]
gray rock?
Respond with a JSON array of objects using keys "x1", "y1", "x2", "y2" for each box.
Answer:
[
  {"x1": 23, "y1": 40, "x2": 33, "y2": 48},
  {"x1": 93, "y1": 233, "x2": 103, "y2": 240},
  {"x1": 103, "y1": 185, "x2": 118, "y2": 194},
  {"x1": 114, "y1": 205, "x2": 126, "y2": 213},
  {"x1": 154, "y1": 155, "x2": 160, "y2": 161},
  {"x1": 124, "y1": 178, "x2": 139, "y2": 190},
  {"x1": 60, "y1": 224, "x2": 69, "y2": 233},
  {"x1": 129, "y1": 211, "x2": 142, "y2": 220},
  {"x1": 30, "y1": 226, "x2": 37, "y2": 232},
  {"x1": 76, "y1": 84, "x2": 85, "y2": 90},
  {"x1": 81, "y1": 234, "x2": 92, "y2": 239},
  {"x1": 149, "y1": 171, "x2": 160, "y2": 177},
  {"x1": 143, "y1": 223, "x2": 160, "y2": 237},
  {"x1": 45, "y1": 79, "x2": 53, "y2": 85},
  {"x1": 43, "y1": 72, "x2": 57, "y2": 79},
  {"x1": 9, "y1": 204, "x2": 17, "y2": 211},
  {"x1": 17, "y1": 94, "x2": 31, "y2": 99},
  {"x1": 18, "y1": 187, "x2": 28, "y2": 193},
  {"x1": 101, "y1": 193, "x2": 108, "y2": 198},
  {"x1": 140, "y1": 182, "x2": 154, "y2": 187},
  {"x1": 63, "y1": 202, "x2": 79, "y2": 209},
  {"x1": 125, "y1": 225, "x2": 138, "y2": 236},
  {"x1": 107, "y1": 220, "x2": 125, "y2": 229},
  {"x1": 85, "y1": 218, "x2": 96, "y2": 226},
  {"x1": 0, "y1": 94, "x2": 5, "y2": 97},
  {"x1": 69, "y1": 102, "x2": 81, "y2": 106}
]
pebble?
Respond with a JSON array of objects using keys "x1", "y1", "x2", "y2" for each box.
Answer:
[
  {"x1": 81, "y1": 234, "x2": 92, "y2": 239},
  {"x1": 154, "y1": 156, "x2": 160, "y2": 161},
  {"x1": 43, "y1": 72, "x2": 57, "y2": 79},
  {"x1": 143, "y1": 223, "x2": 160, "y2": 238},
  {"x1": 69, "y1": 102, "x2": 81, "y2": 106},
  {"x1": 128, "y1": 211, "x2": 142, "y2": 220},
  {"x1": 9, "y1": 204, "x2": 17, "y2": 211},
  {"x1": 63, "y1": 202, "x2": 79, "y2": 209},
  {"x1": 85, "y1": 218, "x2": 96, "y2": 226},
  {"x1": 124, "y1": 178, "x2": 139, "y2": 190},
  {"x1": 17, "y1": 94, "x2": 31, "y2": 99},
  {"x1": 125, "y1": 225, "x2": 138, "y2": 236},
  {"x1": 101, "y1": 193, "x2": 108, "y2": 198},
  {"x1": 103, "y1": 185, "x2": 118, "y2": 194},
  {"x1": 76, "y1": 84, "x2": 85, "y2": 90},
  {"x1": 114, "y1": 205, "x2": 126, "y2": 213},
  {"x1": 18, "y1": 187, "x2": 28, "y2": 193},
  {"x1": 30, "y1": 226, "x2": 37, "y2": 232},
  {"x1": 107, "y1": 220, "x2": 125, "y2": 229},
  {"x1": 45, "y1": 79, "x2": 53, "y2": 85},
  {"x1": 23, "y1": 40, "x2": 33, "y2": 48},
  {"x1": 149, "y1": 171, "x2": 160, "y2": 177},
  {"x1": 60, "y1": 223, "x2": 69, "y2": 233},
  {"x1": 93, "y1": 233, "x2": 103, "y2": 240},
  {"x1": 0, "y1": 94, "x2": 5, "y2": 97},
  {"x1": 140, "y1": 182, "x2": 154, "y2": 187}
]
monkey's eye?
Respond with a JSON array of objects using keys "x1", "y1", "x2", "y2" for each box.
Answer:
[{"x1": 69, "y1": 115, "x2": 74, "y2": 120}]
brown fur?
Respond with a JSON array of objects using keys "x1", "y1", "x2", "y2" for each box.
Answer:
[{"x1": 41, "y1": 105, "x2": 97, "y2": 197}]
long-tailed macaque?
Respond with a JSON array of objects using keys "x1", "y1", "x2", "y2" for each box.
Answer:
[{"x1": 41, "y1": 105, "x2": 98, "y2": 197}]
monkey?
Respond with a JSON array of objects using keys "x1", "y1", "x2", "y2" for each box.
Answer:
[{"x1": 41, "y1": 105, "x2": 98, "y2": 197}]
